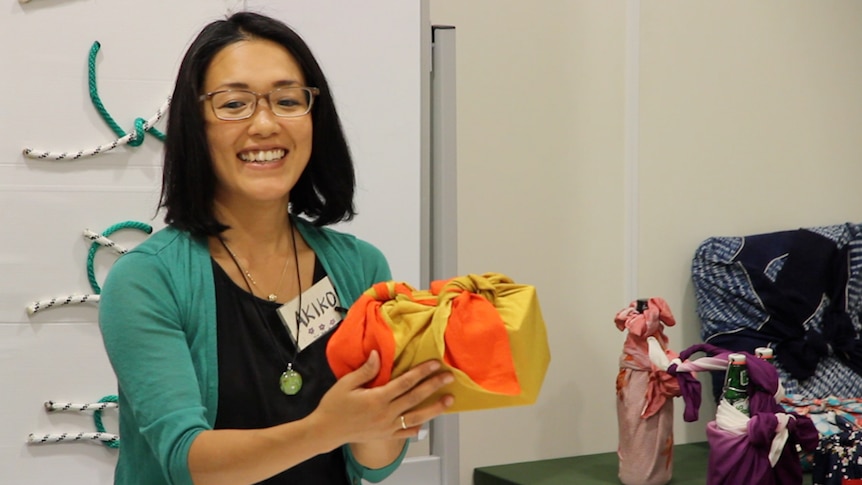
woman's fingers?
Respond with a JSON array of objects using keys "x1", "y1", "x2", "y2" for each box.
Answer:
[
  {"x1": 382, "y1": 358, "x2": 444, "y2": 401},
  {"x1": 382, "y1": 363, "x2": 455, "y2": 437},
  {"x1": 319, "y1": 353, "x2": 456, "y2": 443},
  {"x1": 396, "y1": 393, "x2": 455, "y2": 434}
]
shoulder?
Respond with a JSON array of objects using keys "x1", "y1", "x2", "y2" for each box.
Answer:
[
  {"x1": 295, "y1": 217, "x2": 386, "y2": 262},
  {"x1": 113, "y1": 226, "x2": 206, "y2": 266},
  {"x1": 103, "y1": 226, "x2": 209, "y2": 291},
  {"x1": 294, "y1": 218, "x2": 391, "y2": 300},
  {"x1": 128, "y1": 225, "x2": 203, "y2": 256}
]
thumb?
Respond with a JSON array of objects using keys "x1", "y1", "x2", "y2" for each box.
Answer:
[{"x1": 343, "y1": 350, "x2": 381, "y2": 387}]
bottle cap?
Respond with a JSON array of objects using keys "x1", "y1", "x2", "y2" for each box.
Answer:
[
  {"x1": 755, "y1": 347, "x2": 774, "y2": 359},
  {"x1": 728, "y1": 353, "x2": 746, "y2": 364}
]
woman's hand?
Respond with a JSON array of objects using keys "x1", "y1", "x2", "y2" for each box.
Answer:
[{"x1": 313, "y1": 350, "x2": 454, "y2": 446}]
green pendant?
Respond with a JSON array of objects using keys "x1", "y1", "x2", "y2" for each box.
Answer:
[{"x1": 280, "y1": 366, "x2": 302, "y2": 395}]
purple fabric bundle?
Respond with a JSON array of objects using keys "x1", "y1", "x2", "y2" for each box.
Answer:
[{"x1": 698, "y1": 347, "x2": 818, "y2": 485}]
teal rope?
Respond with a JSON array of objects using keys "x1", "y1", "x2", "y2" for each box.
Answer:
[
  {"x1": 87, "y1": 41, "x2": 166, "y2": 145},
  {"x1": 134, "y1": 117, "x2": 166, "y2": 144},
  {"x1": 88, "y1": 42, "x2": 125, "y2": 138},
  {"x1": 93, "y1": 395, "x2": 120, "y2": 449},
  {"x1": 86, "y1": 221, "x2": 153, "y2": 294}
]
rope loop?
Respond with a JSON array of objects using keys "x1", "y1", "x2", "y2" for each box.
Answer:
[
  {"x1": 86, "y1": 221, "x2": 153, "y2": 294},
  {"x1": 93, "y1": 395, "x2": 120, "y2": 449},
  {"x1": 88, "y1": 40, "x2": 165, "y2": 147}
]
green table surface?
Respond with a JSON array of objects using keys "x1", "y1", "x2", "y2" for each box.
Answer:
[{"x1": 473, "y1": 442, "x2": 710, "y2": 485}]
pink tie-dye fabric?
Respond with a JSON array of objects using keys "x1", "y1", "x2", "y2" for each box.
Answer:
[{"x1": 615, "y1": 298, "x2": 681, "y2": 485}]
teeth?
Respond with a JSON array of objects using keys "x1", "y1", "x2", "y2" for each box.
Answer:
[{"x1": 240, "y1": 149, "x2": 285, "y2": 163}]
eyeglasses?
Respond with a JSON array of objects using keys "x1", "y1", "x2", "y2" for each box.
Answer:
[{"x1": 199, "y1": 86, "x2": 320, "y2": 121}]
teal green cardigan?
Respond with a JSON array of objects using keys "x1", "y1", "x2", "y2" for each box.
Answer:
[{"x1": 99, "y1": 219, "x2": 406, "y2": 484}]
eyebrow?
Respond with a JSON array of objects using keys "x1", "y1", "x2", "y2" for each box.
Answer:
[{"x1": 212, "y1": 80, "x2": 301, "y2": 90}]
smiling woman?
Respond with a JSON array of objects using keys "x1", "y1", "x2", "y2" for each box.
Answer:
[
  {"x1": 97, "y1": 11, "x2": 454, "y2": 485},
  {"x1": 203, "y1": 39, "x2": 314, "y2": 208}
]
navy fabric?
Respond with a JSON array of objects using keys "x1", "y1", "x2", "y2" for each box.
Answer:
[
  {"x1": 813, "y1": 415, "x2": 862, "y2": 484},
  {"x1": 734, "y1": 229, "x2": 856, "y2": 381},
  {"x1": 692, "y1": 223, "x2": 862, "y2": 398}
]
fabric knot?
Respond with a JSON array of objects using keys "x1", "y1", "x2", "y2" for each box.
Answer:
[{"x1": 432, "y1": 273, "x2": 510, "y2": 306}]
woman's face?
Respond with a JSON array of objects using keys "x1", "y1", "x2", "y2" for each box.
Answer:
[{"x1": 202, "y1": 38, "x2": 313, "y2": 207}]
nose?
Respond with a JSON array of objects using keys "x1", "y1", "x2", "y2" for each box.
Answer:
[{"x1": 247, "y1": 98, "x2": 280, "y2": 137}]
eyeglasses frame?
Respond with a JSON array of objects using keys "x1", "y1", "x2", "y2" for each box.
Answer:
[{"x1": 199, "y1": 86, "x2": 321, "y2": 121}]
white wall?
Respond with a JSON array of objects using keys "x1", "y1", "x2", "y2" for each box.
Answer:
[
  {"x1": 1, "y1": 2, "x2": 239, "y2": 482},
  {"x1": 1, "y1": 0, "x2": 429, "y2": 482},
  {"x1": 429, "y1": 1, "x2": 862, "y2": 484}
]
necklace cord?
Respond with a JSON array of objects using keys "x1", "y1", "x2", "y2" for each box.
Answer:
[{"x1": 218, "y1": 221, "x2": 303, "y2": 368}]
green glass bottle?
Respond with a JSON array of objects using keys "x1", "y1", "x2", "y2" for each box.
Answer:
[{"x1": 721, "y1": 353, "x2": 750, "y2": 416}]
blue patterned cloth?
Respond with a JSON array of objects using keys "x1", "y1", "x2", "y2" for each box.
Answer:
[{"x1": 692, "y1": 223, "x2": 862, "y2": 398}]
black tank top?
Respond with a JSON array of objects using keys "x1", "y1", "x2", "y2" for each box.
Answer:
[{"x1": 212, "y1": 258, "x2": 349, "y2": 484}]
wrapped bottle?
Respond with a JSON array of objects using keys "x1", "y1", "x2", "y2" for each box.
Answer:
[
  {"x1": 720, "y1": 353, "x2": 749, "y2": 416},
  {"x1": 615, "y1": 298, "x2": 680, "y2": 485}
]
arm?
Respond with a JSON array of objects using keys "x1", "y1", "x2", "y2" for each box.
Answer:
[
  {"x1": 187, "y1": 351, "x2": 453, "y2": 485},
  {"x1": 99, "y1": 249, "x2": 214, "y2": 485}
]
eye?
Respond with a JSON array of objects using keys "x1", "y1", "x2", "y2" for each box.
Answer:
[
  {"x1": 216, "y1": 97, "x2": 251, "y2": 111},
  {"x1": 211, "y1": 91, "x2": 255, "y2": 113},
  {"x1": 276, "y1": 98, "x2": 302, "y2": 108},
  {"x1": 272, "y1": 92, "x2": 306, "y2": 108},
  {"x1": 270, "y1": 88, "x2": 310, "y2": 114},
  {"x1": 220, "y1": 99, "x2": 249, "y2": 110}
]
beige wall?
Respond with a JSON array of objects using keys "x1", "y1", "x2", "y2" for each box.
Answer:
[{"x1": 429, "y1": 1, "x2": 862, "y2": 484}]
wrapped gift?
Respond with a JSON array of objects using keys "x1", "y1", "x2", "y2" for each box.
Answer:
[
  {"x1": 615, "y1": 297, "x2": 681, "y2": 485},
  {"x1": 704, "y1": 350, "x2": 818, "y2": 485},
  {"x1": 326, "y1": 273, "x2": 550, "y2": 412}
]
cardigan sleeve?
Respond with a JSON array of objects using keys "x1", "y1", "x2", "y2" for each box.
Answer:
[
  {"x1": 343, "y1": 441, "x2": 409, "y2": 483},
  {"x1": 99, "y1": 248, "x2": 211, "y2": 485}
]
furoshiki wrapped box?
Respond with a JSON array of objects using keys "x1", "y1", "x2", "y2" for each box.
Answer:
[{"x1": 326, "y1": 273, "x2": 550, "y2": 413}]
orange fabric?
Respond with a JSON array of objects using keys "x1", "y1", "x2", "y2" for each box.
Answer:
[
  {"x1": 326, "y1": 273, "x2": 549, "y2": 413},
  {"x1": 326, "y1": 282, "x2": 406, "y2": 388},
  {"x1": 442, "y1": 291, "x2": 520, "y2": 395}
]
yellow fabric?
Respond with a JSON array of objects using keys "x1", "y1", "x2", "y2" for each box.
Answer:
[{"x1": 328, "y1": 273, "x2": 551, "y2": 413}]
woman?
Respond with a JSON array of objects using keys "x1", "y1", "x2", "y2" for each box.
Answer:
[{"x1": 99, "y1": 11, "x2": 454, "y2": 485}]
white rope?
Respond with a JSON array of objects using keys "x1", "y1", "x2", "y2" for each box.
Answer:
[
  {"x1": 22, "y1": 97, "x2": 170, "y2": 160},
  {"x1": 27, "y1": 432, "x2": 119, "y2": 445},
  {"x1": 27, "y1": 294, "x2": 100, "y2": 315},
  {"x1": 44, "y1": 401, "x2": 119, "y2": 413},
  {"x1": 82, "y1": 229, "x2": 128, "y2": 255}
]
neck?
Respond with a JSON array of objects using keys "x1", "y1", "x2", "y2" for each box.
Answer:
[{"x1": 212, "y1": 198, "x2": 294, "y2": 258}]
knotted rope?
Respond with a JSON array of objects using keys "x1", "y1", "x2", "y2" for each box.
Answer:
[
  {"x1": 26, "y1": 221, "x2": 152, "y2": 314},
  {"x1": 22, "y1": 41, "x2": 170, "y2": 160}
]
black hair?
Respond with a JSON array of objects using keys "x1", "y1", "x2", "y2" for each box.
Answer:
[{"x1": 159, "y1": 11, "x2": 356, "y2": 236}]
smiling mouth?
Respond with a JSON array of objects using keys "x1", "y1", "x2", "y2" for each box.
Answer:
[{"x1": 239, "y1": 149, "x2": 286, "y2": 164}]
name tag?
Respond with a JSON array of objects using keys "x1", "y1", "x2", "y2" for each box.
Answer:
[{"x1": 277, "y1": 276, "x2": 343, "y2": 352}]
